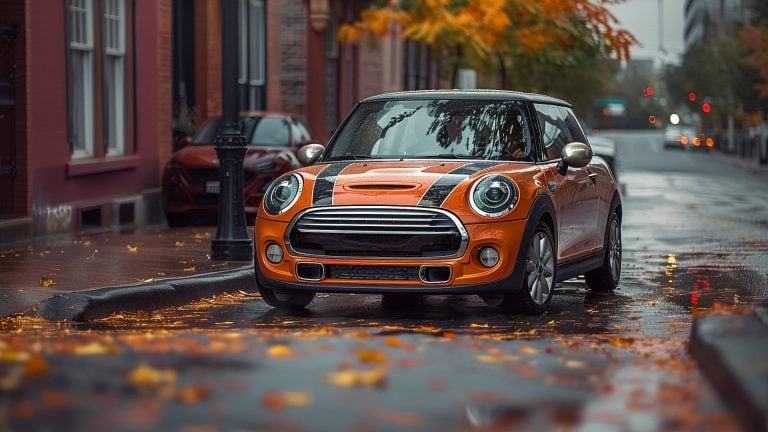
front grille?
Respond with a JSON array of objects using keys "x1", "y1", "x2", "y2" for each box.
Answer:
[
  {"x1": 287, "y1": 206, "x2": 467, "y2": 259},
  {"x1": 327, "y1": 265, "x2": 420, "y2": 281}
]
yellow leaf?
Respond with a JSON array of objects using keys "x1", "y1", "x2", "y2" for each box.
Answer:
[
  {"x1": 470, "y1": 323, "x2": 489, "y2": 328},
  {"x1": 183, "y1": 266, "x2": 197, "y2": 273},
  {"x1": 520, "y1": 345, "x2": 538, "y2": 355},
  {"x1": 565, "y1": 360, "x2": 586, "y2": 369},
  {"x1": 325, "y1": 366, "x2": 388, "y2": 388},
  {"x1": 356, "y1": 349, "x2": 389, "y2": 364},
  {"x1": 128, "y1": 363, "x2": 178, "y2": 387},
  {"x1": 174, "y1": 241, "x2": 185, "y2": 247},
  {"x1": 127, "y1": 245, "x2": 139, "y2": 254},
  {"x1": 266, "y1": 344, "x2": 295, "y2": 358},
  {"x1": 263, "y1": 390, "x2": 313, "y2": 411},
  {"x1": 39, "y1": 277, "x2": 56, "y2": 287},
  {"x1": 74, "y1": 342, "x2": 121, "y2": 356}
]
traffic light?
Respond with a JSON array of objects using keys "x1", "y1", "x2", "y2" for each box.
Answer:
[
  {"x1": 702, "y1": 103, "x2": 711, "y2": 113},
  {"x1": 644, "y1": 86, "x2": 655, "y2": 97},
  {"x1": 688, "y1": 92, "x2": 696, "y2": 102}
]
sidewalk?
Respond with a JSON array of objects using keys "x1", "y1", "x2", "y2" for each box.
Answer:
[{"x1": 0, "y1": 227, "x2": 256, "y2": 320}]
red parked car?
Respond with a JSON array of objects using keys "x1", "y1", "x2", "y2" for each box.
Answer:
[{"x1": 162, "y1": 112, "x2": 317, "y2": 226}]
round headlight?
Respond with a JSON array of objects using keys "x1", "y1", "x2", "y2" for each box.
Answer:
[
  {"x1": 264, "y1": 173, "x2": 303, "y2": 215},
  {"x1": 469, "y1": 175, "x2": 518, "y2": 217}
]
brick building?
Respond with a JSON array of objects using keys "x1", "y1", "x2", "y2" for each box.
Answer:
[{"x1": 0, "y1": 0, "x2": 434, "y2": 243}]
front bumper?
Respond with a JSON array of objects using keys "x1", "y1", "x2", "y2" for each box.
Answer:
[{"x1": 255, "y1": 216, "x2": 529, "y2": 294}]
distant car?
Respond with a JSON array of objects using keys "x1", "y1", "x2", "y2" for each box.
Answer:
[
  {"x1": 162, "y1": 112, "x2": 317, "y2": 226},
  {"x1": 254, "y1": 90, "x2": 622, "y2": 315},
  {"x1": 664, "y1": 126, "x2": 713, "y2": 151}
]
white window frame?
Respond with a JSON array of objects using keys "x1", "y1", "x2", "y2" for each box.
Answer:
[
  {"x1": 69, "y1": 0, "x2": 95, "y2": 159},
  {"x1": 103, "y1": 0, "x2": 125, "y2": 156}
]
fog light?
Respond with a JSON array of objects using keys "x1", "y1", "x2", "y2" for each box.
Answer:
[
  {"x1": 479, "y1": 247, "x2": 500, "y2": 268},
  {"x1": 265, "y1": 243, "x2": 284, "y2": 264}
]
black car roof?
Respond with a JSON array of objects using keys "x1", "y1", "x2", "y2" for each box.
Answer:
[{"x1": 361, "y1": 89, "x2": 571, "y2": 107}]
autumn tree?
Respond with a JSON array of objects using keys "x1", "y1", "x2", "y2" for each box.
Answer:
[{"x1": 338, "y1": 0, "x2": 636, "y2": 90}]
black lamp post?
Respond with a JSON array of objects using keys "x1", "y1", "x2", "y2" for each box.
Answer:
[{"x1": 211, "y1": 0, "x2": 253, "y2": 261}]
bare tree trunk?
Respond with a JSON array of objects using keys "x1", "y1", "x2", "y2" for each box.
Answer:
[
  {"x1": 451, "y1": 45, "x2": 463, "y2": 88},
  {"x1": 496, "y1": 50, "x2": 508, "y2": 89}
]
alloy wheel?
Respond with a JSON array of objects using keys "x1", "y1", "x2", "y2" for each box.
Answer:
[{"x1": 525, "y1": 231, "x2": 554, "y2": 305}]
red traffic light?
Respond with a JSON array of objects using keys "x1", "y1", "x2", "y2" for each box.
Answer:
[
  {"x1": 702, "y1": 103, "x2": 711, "y2": 113},
  {"x1": 688, "y1": 92, "x2": 697, "y2": 102},
  {"x1": 644, "y1": 86, "x2": 655, "y2": 97}
]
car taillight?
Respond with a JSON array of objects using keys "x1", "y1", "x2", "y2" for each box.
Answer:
[
  {"x1": 693, "y1": 137, "x2": 701, "y2": 146},
  {"x1": 706, "y1": 138, "x2": 714, "y2": 148},
  {"x1": 680, "y1": 136, "x2": 688, "y2": 145}
]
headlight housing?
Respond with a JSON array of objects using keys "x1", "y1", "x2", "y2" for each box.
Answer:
[
  {"x1": 263, "y1": 173, "x2": 303, "y2": 215},
  {"x1": 469, "y1": 174, "x2": 518, "y2": 217}
]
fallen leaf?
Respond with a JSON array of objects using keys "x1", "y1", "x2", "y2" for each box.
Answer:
[
  {"x1": 39, "y1": 277, "x2": 56, "y2": 287},
  {"x1": 470, "y1": 323, "x2": 490, "y2": 328},
  {"x1": 383, "y1": 336, "x2": 404, "y2": 348},
  {"x1": 25, "y1": 355, "x2": 49, "y2": 376},
  {"x1": 175, "y1": 241, "x2": 185, "y2": 247},
  {"x1": 128, "y1": 363, "x2": 178, "y2": 387},
  {"x1": 565, "y1": 360, "x2": 586, "y2": 369},
  {"x1": 520, "y1": 345, "x2": 538, "y2": 355},
  {"x1": 127, "y1": 245, "x2": 139, "y2": 254},
  {"x1": 607, "y1": 337, "x2": 636, "y2": 348},
  {"x1": 183, "y1": 266, "x2": 197, "y2": 273},
  {"x1": 0, "y1": 349, "x2": 30, "y2": 362},
  {"x1": 325, "y1": 366, "x2": 388, "y2": 388},
  {"x1": 173, "y1": 385, "x2": 213, "y2": 404},
  {"x1": 74, "y1": 342, "x2": 121, "y2": 356},
  {"x1": 262, "y1": 390, "x2": 313, "y2": 411},
  {"x1": 475, "y1": 354, "x2": 520, "y2": 363},
  {"x1": 137, "y1": 277, "x2": 155, "y2": 283},
  {"x1": 266, "y1": 344, "x2": 295, "y2": 358},
  {"x1": 356, "y1": 349, "x2": 389, "y2": 364}
]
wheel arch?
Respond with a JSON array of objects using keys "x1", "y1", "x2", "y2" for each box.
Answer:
[{"x1": 516, "y1": 194, "x2": 557, "y2": 261}]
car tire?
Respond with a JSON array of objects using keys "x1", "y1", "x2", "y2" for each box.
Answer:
[
  {"x1": 258, "y1": 286, "x2": 315, "y2": 309},
  {"x1": 500, "y1": 222, "x2": 556, "y2": 315},
  {"x1": 585, "y1": 212, "x2": 621, "y2": 292}
]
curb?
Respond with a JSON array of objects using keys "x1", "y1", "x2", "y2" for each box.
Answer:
[
  {"x1": 689, "y1": 314, "x2": 768, "y2": 432},
  {"x1": 33, "y1": 265, "x2": 257, "y2": 321}
]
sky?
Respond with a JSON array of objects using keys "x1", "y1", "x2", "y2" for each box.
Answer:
[{"x1": 606, "y1": 0, "x2": 686, "y2": 65}]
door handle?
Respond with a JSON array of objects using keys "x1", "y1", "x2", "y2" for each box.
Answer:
[{"x1": 578, "y1": 173, "x2": 598, "y2": 186}]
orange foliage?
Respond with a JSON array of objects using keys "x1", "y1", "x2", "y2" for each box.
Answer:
[{"x1": 338, "y1": 0, "x2": 636, "y2": 62}]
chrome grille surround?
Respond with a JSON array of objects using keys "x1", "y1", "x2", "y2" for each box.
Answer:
[{"x1": 285, "y1": 206, "x2": 469, "y2": 260}]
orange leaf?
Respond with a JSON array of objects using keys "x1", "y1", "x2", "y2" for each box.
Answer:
[
  {"x1": 266, "y1": 344, "x2": 295, "y2": 359},
  {"x1": 325, "y1": 366, "x2": 388, "y2": 388},
  {"x1": 39, "y1": 277, "x2": 56, "y2": 287}
]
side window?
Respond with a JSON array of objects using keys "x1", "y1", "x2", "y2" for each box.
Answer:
[
  {"x1": 534, "y1": 103, "x2": 572, "y2": 161},
  {"x1": 292, "y1": 119, "x2": 313, "y2": 143},
  {"x1": 561, "y1": 107, "x2": 588, "y2": 144},
  {"x1": 249, "y1": 117, "x2": 290, "y2": 146}
]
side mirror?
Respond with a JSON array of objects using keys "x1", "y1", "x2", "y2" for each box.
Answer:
[
  {"x1": 557, "y1": 142, "x2": 592, "y2": 175},
  {"x1": 297, "y1": 143, "x2": 325, "y2": 166}
]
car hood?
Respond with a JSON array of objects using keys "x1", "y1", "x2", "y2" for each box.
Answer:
[
  {"x1": 264, "y1": 160, "x2": 543, "y2": 223},
  {"x1": 172, "y1": 145, "x2": 290, "y2": 168}
]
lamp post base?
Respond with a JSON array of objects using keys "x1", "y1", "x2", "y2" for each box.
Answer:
[{"x1": 211, "y1": 238, "x2": 254, "y2": 261}]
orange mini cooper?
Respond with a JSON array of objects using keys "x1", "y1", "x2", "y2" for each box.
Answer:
[{"x1": 255, "y1": 90, "x2": 622, "y2": 314}]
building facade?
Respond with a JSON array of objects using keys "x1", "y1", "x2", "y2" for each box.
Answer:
[
  {"x1": 0, "y1": 0, "x2": 434, "y2": 243},
  {"x1": 684, "y1": 0, "x2": 755, "y2": 47}
]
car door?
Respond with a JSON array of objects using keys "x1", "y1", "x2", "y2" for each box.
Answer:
[{"x1": 533, "y1": 104, "x2": 600, "y2": 263}]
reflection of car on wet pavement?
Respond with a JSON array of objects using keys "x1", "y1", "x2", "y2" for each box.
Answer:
[
  {"x1": 162, "y1": 112, "x2": 316, "y2": 226},
  {"x1": 254, "y1": 90, "x2": 623, "y2": 315}
]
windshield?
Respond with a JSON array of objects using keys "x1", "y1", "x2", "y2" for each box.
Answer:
[
  {"x1": 325, "y1": 99, "x2": 533, "y2": 161},
  {"x1": 192, "y1": 116, "x2": 291, "y2": 146}
]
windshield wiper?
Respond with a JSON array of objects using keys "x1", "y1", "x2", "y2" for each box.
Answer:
[
  {"x1": 325, "y1": 155, "x2": 374, "y2": 161},
  {"x1": 415, "y1": 154, "x2": 476, "y2": 159}
]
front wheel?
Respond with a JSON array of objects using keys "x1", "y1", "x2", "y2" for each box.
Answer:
[
  {"x1": 585, "y1": 212, "x2": 621, "y2": 292},
  {"x1": 258, "y1": 286, "x2": 315, "y2": 309},
  {"x1": 500, "y1": 222, "x2": 556, "y2": 315}
]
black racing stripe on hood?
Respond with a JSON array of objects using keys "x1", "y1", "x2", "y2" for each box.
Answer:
[
  {"x1": 418, "y1": 161, "x2": 501, "y2": 207},
  {"x1": 312, "y1": 162, "x2": 353, "y2": 206}
]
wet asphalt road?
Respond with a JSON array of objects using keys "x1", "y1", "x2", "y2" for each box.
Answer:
[{"x1": 1, "y1": 131, "x2": 766, "y2": 431}]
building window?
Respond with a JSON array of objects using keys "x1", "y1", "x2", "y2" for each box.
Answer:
[
  {"x1": 68, "y1": 0, "x2": 95, "y2": 159},
  {"x1": 404, "y1": 41, "x2": 430, "y2": 90},
  {"x1": 103, "y1": 0, "x2": 125, "y2": 156},
  {"x1": 238, "y1": 0, "x2": 265, "y2": 111}
]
